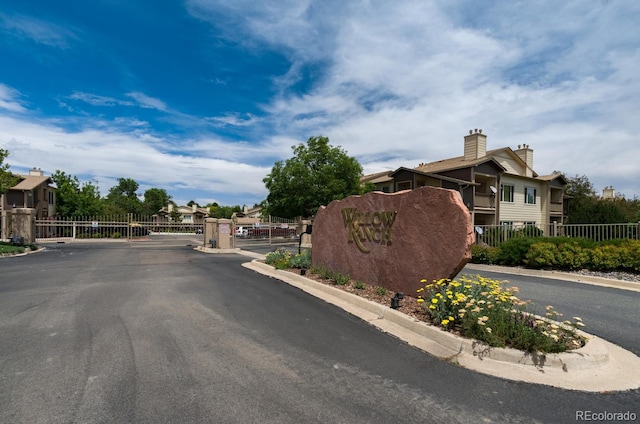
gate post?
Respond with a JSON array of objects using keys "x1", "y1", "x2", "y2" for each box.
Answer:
[
  {"x1": 217, "y1": 219, "x2": 232, "y2": 249},
  {"x1": 204, "y1": 218, "x2": 217, "y2": 248}
]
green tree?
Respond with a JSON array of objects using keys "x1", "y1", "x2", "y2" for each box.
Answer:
[
  {"x1": 143, "y1": 188, "x2": 171, "y2": 216},
  {"x1": 105, "y1": 178, "x2": 143, "y2": 215},
  {"x1": 50, "y1": 171, "x2": 103, "y2": 217},
  {"x1": 168, "y1": 202, "x2": 183, "y2": 222},
  {"x1": 262, "y1": 136, "x2": 365, "y2": 218},
  {"x1": 563, "y1": 173, "x2": 638, "y2": 223},
  {"x1": 208, "y1": 204, "x2": 241, "y2": 219},
  {"x1": 0, "y1": 149, "x2": 19, "y2": 195}
]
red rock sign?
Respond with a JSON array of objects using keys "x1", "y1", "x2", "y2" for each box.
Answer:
[{"x1": 311, "y1": 187, "x2": 474, "y2": 295}]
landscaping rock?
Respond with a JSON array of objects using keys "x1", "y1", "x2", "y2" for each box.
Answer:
[{"x1": 312, "y1": 187, "x2": 474, "y2": 295}]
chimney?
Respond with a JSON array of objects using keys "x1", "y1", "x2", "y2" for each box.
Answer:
[
  {"x1": 192, "y1": 204, "x2": 197, "y2": 213},
  {"x1": 602, "y1": 186, "x2": 615, "y2": 200},
  {"x1": 463, "y1": 129, "x2": 487, "y2": 160},
  {"x1": 514, "y1": 144, "x2": 534, "y2": 177},
  {"x1": 29, "y1": 167, "x2": 44, "y2": 177}
]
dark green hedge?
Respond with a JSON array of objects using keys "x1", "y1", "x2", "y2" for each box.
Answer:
[{"x1": 471, "y1": 238, "x2": 640, "y2": 273}]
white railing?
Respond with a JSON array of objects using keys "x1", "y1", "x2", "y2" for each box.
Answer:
[{"x1": 474, "y1": 222, "x2": 640, "y2": 247}]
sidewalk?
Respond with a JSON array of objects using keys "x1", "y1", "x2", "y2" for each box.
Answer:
[{"x1": 222, "y1": 248, "x2": 640, "y2": 392}]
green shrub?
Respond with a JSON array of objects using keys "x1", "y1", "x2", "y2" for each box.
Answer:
[
  {"x1": 265, "y1": 248, "x2": 292, "y2": 270},
  {"x1": 289, "y1": 249, "x2": 311, "y2": 269},
  {"x1": 111, "y1": 232, "x2": 121, "y2": 239},
  {"x1": 332, "y1": 272, "x2": 350, "y2": 286},
  {"x1": 555, "y1": 243, "x2": 590, "y2": 270},
  {"x1": 524, "y1": 242, "x2": 558, "y2": 269},
  {"x1": 311, "y1": 265, "x2": 333, "y2": 280},
  {"x1": 619, "y1": 240, "x2": 640, "y2": 272},
  {"x1": 496, "y1": 237, "x2": 542, "y2": 266},
  {"x1": 376, "y1": 286, "x2": 388, "y2": 296},
  {"x1": 590, "y1": 245, "x2": 623, "y2": 271},
  {"x1": 471, "y1": 245, "x2": 500, "y2": 264},
  {"x1": 354, "y1": 281, "x2": 365, "y2": 290}
]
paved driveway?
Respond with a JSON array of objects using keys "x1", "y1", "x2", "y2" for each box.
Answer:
[{"x1": 1, "y1": 241, "x2": 638, "y2": 423}]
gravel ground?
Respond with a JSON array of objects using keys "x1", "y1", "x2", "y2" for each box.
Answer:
[{"x1": 567, "y1": 269, "x2": 640, "y2": 282}]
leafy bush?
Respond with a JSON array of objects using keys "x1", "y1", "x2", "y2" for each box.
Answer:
[
  {"x1": 289, "y1": 249, "x2": 311, "y2": 269},
  {"x1": 354, "y1": 281, "x2": 365, "y2": 290},
  {"x1": 556, "y1": 243, "x2": 590, "y2": 270},
  {"x1": 590, "y1": 245, "x2": 623, "y2": 271},
  {"x1": 524, "y1": 242, "x2": 558, "y2": 269},
  {"x1": 332, "y1": 272, "x2": 350, "y2": 286},
  {"x1": 471, "y1": 245, "x2": 500, "y2": 264},
  {"x1": 311, "y1": 265, "x2": 333, "y2": 280},
  {"x1": 495, "y1": 237, "x2": 542, "y2": 266},
  {"x1": 265, "y1": 248, "x2": 292, "y2": 270},
  {"x1": 376, "y1": 286, "x2": 388, "y2": 296}
]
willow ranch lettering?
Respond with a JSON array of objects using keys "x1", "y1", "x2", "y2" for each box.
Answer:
[{"x1": 341, "y1": 208, "x2": 397, "y2": 253}]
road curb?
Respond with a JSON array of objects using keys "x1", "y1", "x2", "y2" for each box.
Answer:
[
  {"x1": 464, "y1": 263, "x2": 640, "y2": 292},
  {"x1": 243, "y1": 259, "x2": 640, "y2": 392}
]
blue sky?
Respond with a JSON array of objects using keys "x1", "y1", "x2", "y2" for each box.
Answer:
[{"x1": 1, "y1": 0, "x2": 639, "y2": 208}]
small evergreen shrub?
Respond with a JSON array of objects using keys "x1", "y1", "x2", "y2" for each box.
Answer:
[
  {"x1": 471, "y1": 245, "x2": 500, "y2": 264},
  {"x1": 332, "y1": 272, "x2": 350, "y2": 286},
  {"x1": 496, "y1": 237, "x2": 542, "y2": 266},
  {"x1": 289, "y1": 249, "x2": 311, "y2": 269},
  {"x1": 265, "y1": 248, "x2": 292, "y2": 270}
]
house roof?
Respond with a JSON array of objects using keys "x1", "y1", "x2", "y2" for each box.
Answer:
[
  {"x1": 389, "y1": 167, "x2": 478, "y2": 186},
  {"x1": 416, "y1": 147, "x2": 539, "y2": 176},
  {"x1": 361, "y1": 170, "x2": 393, "y2": 184},
  {"x1": 158, "y1": 205, "x2": 209, "y2": 215},
  {"x1": 11, "y1": 175, "x2": 53, "y2": 190},
  {"x1": 536, "y1": 173, "x2": 568, "y2": 184}
]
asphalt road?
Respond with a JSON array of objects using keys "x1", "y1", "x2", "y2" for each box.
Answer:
[{"x1": 1, "y1": 239, "x2": 638, "y2": 423}]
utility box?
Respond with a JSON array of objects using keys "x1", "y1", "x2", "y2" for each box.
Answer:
[{"x1": 203, "y1": 218, "x2": 232, "y2": 249}]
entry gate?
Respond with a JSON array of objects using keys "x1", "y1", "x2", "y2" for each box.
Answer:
[{"x1": 35, "y1": 215, "x2": 203, "y2": 242}]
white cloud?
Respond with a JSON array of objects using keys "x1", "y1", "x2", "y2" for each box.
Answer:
[
  {"x1": 0, "y1": 116, "x2": 270, "y2": 200},
  {"x1": 0, "y1": 13, "x2": 77, "y2": 48},
  {"x1": 0, "y1": 83, "x2": 26, "y2": 112},
  {"x1": 125, "y1": 92, "x2": 168, "y2": 111},
  {"x1": 69, "y1": 92, "x2": 133, "y2": 107}
]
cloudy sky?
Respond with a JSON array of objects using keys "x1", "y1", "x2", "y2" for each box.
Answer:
[{"x1": 1, "y1": 0, "x2": 638, "y2": 207}]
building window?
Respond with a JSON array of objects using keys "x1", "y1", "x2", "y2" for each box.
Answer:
[
  {"x1": 501, "y1": 184, "x2": 514, "y2": 202},
  {"x1": 396, "y1": 181, "x2": 412, "y2": 191},
  {"x1": 48, "y1": 191, "x2": 55, "y2": 205},
  {"x1": 525, "y1": 187, "x2": 537, "y2": 204},
  {"x1": 524, "y1": 221, "x2": 536, "y2": 227},
  {"x1": 499, "y1": 221, "x2": 513, "y2": 228},
  {"x1": 382, "y1": 186, "x2": 390, "y2": 193}
]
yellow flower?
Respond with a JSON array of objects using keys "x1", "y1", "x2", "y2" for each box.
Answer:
[
  {"x1": 429, "y1": 304, "x2": 436, "y2": 310},
  {"x1": 431, "y1": 298, "x2": 439, "y2": 304},
  {"x1": 448, "y1": 316, "x2": 454, "y2": 321},
  {"x1": 420, "y1": 279, "x2": 427, "y2": 283},
  {"x1": 417, "y1": 287, "x2": 424, "y2": 293},
  {"x1": 441, "y1": 319, "x2": 450, "y2": 326},
  {"x1": 417, "y1": 298, "x2": 425, "y2": 303},
  {"x1": 486, "y1": 327, "x2": 492, "y2": 333}
]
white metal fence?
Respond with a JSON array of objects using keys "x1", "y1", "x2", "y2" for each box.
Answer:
[
  {"x1": 35, "y1": 215, "x2": 203, "y2": 242},
  {"x1": 474, "y1": 222, "x2": 640, "y2": 247},
  {"x1": 35, "y1": 214, "x2": 302, "y2": 244}
]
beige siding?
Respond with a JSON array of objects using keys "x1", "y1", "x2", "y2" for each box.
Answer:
[
  {"x1": 493, "y1": 151, "x2": 526, "y2": 176},
  {"x1": 499, "y1": 176, "x2": 544, "y2": 225}
]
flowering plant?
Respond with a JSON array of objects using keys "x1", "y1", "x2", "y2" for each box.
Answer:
[{"x1": 417, "y1": 275, "x2": 585, "y2": 353}]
